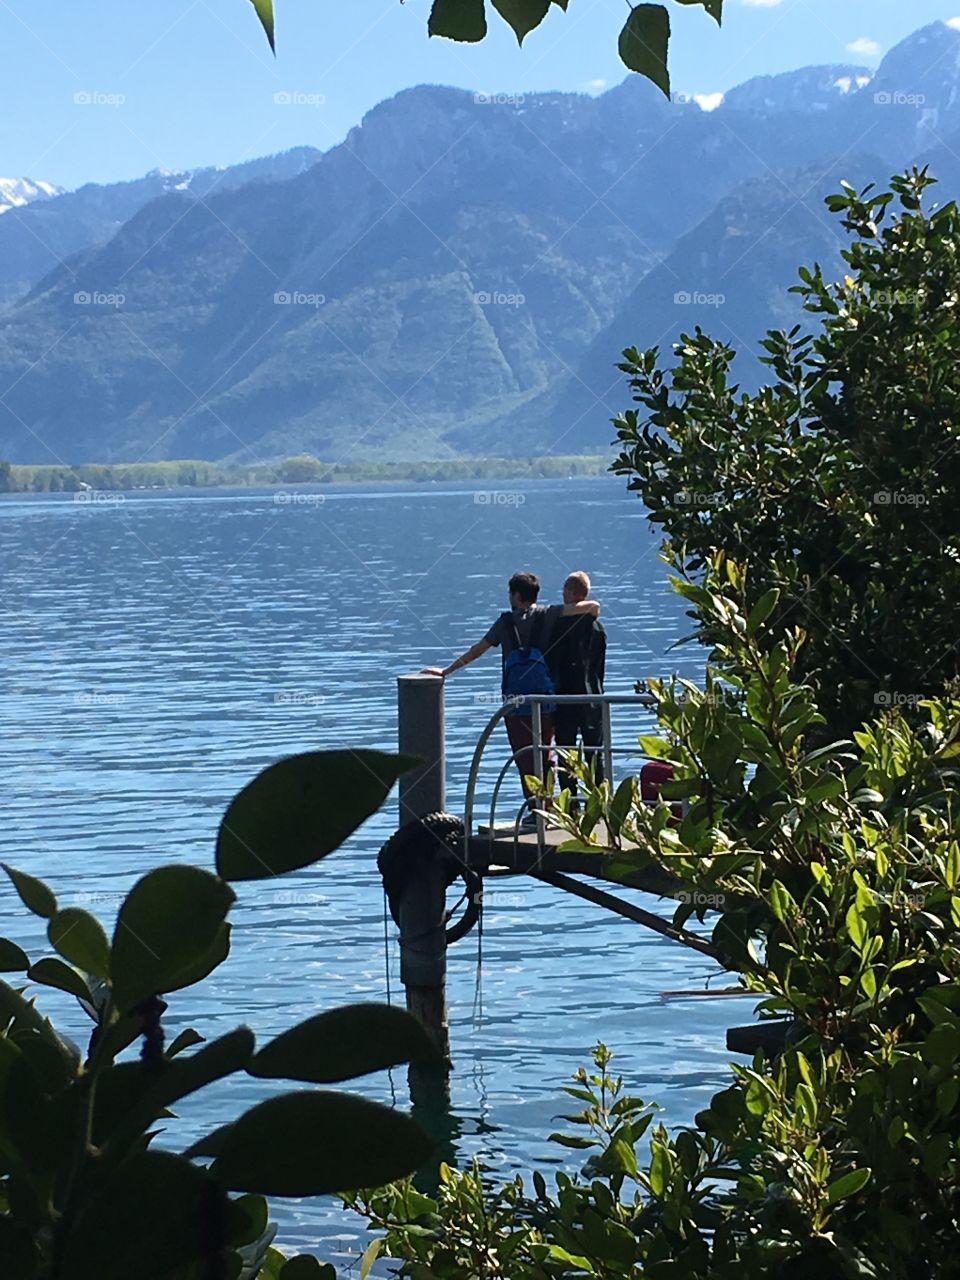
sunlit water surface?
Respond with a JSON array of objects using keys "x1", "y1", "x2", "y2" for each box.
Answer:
[{"x1": 0, "y1": 478, "x2": 754, "y2": 1269}]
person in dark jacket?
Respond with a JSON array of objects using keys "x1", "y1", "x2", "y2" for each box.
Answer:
[{"x1": 550, "y1": 571, "x2": 607, "y2": 795}]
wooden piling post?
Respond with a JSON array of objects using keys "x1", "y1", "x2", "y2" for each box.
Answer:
[
  {"x1": 398, "y1": 673, "x2": 445, "y2": 822},
  {"x1": 396, "y1": 674, "x2": 451, "y2": 1090}
]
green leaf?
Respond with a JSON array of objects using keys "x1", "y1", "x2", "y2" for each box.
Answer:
[
  {"x1": 248, "y1": 1002, "x2": 439, "y2": 1084},
  {"x1": 746, "y1": 587, "x2": 779, "y2": 631},
  {"x1": 547, "y1": 1246, "x2": 595, "y2": 1270},
  {"x1": 104, "y1": 1028, "x2": 255, "y2": 1155},
  {"x1": 597, "y1": 1134, "x2": 639, "y2": 1178},
  {"x1": 0, "y1": 978, "x2": 79, "y2": 1080},
  {"x1": 360, "y1": 1239, "x2": 383, "y2": 1280},
  {"x1": 279, "y1": 1258, "x2": 331, "y2": 1279},
  {"x1": 548, "y1": 1133, "x2": 595, "y2": 1148},
  {"x1": 647, "y1": 1141, "x2": 669, "y2": 1195},
  {"x1": 48, "y1": 908, "x2": 110, "y2": 979},
  {"x1": 936, "y1": 1076, "x2": 960, "y2": 1117},
  {"x1": 184, "y1": 1122, "x2": 234, "y2": 1160},
  {"x1": 826, "y1": 1167, "x2": 871, "y2": 1206},
  {"x1": 619, "y1": 6, "x2": 670, "y2": 96},
  {"x1": 806, "y1": 773, "x2": 845, "y2": 804},
  {"x1": 922, "y1": 1023, "x2": 960, "y2": 1070},
  {"x1": 846, "y1": 899, "x2": 867, "y2": 949},
  {"x1": 258, "y1": 1250, "x2": 289, "y2": 1280},
  {"x1": 428, "y1": 0, "x2": 487, "y2": 41},
  {"x1": 111, "y1": 866, "x2": 235, "y2": 1013},
  {"x1": 225, "y1": 1193, "x2": 269, "y2": 1249},
  {"x1": 211, "y1": 1091, "x2": 433, "y2": 1195},
  {"x1": 166, "y1": 1028, "x2": 205, "y2": 1058},
  {"x1": 946, "y1": 842, "x2": 960, "y2": 891},
  {"x1": 702, "y1": 729, "x2": 742, "y2": 783},
  {"x1": 165, "y1": 922, "x2": 232, "y2": 995},
  {"x1": 27, "y1": 957, "x2": 90, "y2": 1002},
  {"x1": 769, "y1": 880, "x2": 798, "y2": 923},
  {"x1": 59, "y1": 1150, "x2": 230, "y2": 1280},
  {"x1": 250, "y1": 0, "x2": 275, "y2": 51},
  {"x1": 216, "y1": 750, "x2": 415, "y2": 881},
  {"x1": 0, "y1": 1035, "x2": 56, "y2": 1171},
  {"x1": 675, "y1": 0, "x2": 722, "y2": 23},
  {"x1": 0, "y1": 938, "x2": 29, "y2": 971},
  {"x1": 492, "y1": 0, "x2": 550, "y2": 43},
  {"x1": 3, "y1": 864, "x2": 57, "y2": 919}
]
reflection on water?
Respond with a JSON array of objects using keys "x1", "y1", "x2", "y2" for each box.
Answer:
[{"x1": 0, "y1": 477, "x2": 753, "y2": 1266}]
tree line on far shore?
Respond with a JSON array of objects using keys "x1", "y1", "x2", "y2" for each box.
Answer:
[{"x1": 0, "y1": 453, "x2": 606, "y2": 494}]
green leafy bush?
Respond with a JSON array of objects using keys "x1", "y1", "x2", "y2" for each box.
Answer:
[
  {"x1": 350, "y1": 571, "x2": 960, "y2": 1276},
  {"x1": 612, "y1": 169, "x2": 960, "y2": 739},
  {"x1": 0, "y1": 749, "x2": 436, "y2": 1279}
]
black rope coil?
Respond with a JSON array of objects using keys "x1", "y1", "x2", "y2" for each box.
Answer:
[{"x1": 377, "y1": 811, "x2": 483, "y2": 946}]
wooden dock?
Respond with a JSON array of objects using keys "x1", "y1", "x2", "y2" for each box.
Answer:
[
  {"x1": 390, "y1": 673, "x2": 770, "y2": 1088},
  {"x1": 466, "y1": 823, "x2": 680, "y2": 895}
]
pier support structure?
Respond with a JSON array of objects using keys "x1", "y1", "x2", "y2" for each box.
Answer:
[{"x1": 396, "y1": 675, "x2": 451, "y2": 1083}]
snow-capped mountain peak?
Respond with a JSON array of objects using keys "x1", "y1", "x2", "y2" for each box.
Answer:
[{"x1": 0, "y1": 177, "x2": 63, "y2": 215}]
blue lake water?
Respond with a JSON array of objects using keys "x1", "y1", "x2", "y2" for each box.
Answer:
[{"x1": 0, "y1": 476, "x2": 755, "y2": 1268}]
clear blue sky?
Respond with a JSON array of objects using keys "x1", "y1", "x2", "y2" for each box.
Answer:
[{"x1": 2, "y1": 0, "x2": 959, "y2": 190}]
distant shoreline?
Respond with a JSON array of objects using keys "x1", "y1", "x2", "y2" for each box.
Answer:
[{"x1": 0, "y1": 454, "x2": 608, "y2": 494}]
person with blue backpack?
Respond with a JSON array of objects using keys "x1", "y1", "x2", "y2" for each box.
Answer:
[{"x1": 422, "y1": 572, "x2": 601, "y2": 823}]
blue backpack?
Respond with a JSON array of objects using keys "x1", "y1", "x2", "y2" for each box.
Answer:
[{"x1": 501, "y1": 611, "x2": 556, "y2": 716}]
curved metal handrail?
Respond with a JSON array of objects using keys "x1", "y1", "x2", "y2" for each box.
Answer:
[{"x1": 462, "y1": 692, "x2": 658, "y2": 863}]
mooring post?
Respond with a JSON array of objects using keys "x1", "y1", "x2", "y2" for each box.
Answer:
[
  {"x1": 398, "y1": 673, "x2": 445, "y2": 822},
  {"x1": 396, "y1": 674, "x2": 451, "y2": 1100}
]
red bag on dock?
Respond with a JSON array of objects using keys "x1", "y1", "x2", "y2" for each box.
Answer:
[{"x1": 640, "y1": 760, "x2": 683, "y2": 821}]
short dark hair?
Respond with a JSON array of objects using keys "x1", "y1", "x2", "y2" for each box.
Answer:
[{"x1": 509, "y1": 572, "x2": 540, "y2": 603}]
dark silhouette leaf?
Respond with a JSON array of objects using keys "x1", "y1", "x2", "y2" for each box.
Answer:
[
  {"x1": 619, "y1": 5, "x2": 670, "y2": 96},
  {"x1": 248, "y1": 1002, "x2": 440, "y2": 1083},
  {"x1": 59, "y1": 1149, "x2": 230, "y2": 1280},
  {"x1": 48, "y1": 908, "x2": 110, "y2": 979},
  {"x1": 27, "y1": 958, "x2": 90, "y2": 1002},
  {"x1": 111, "y1": 866, "x2": 235, "y2": 1013},
  {"x1": 103, "y1": 1028, "x2": 256, "y2": 1154},
  {"x1": 3, "y1": 864, "x2": 57, "y2": 919},
  {"x1": 211, "y1": 1091, "x2": 433, "y2": 1195},
  {"x1": 0, "y1": 938, "x2": 28, "y2": 972},
  {"x1": 428, "y1": 0, "x2": 487, "y2": 41},
  {"x1": 216, "y1": 750, "x2": 416, "y2": 881},
  {"x1": 492, "y1": 0, "x2": 551, "y2": 44}
]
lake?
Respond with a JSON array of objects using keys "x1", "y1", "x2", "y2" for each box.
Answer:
[{"x1": 0, "y1": 475, "x2": 754, "y2": 1268}]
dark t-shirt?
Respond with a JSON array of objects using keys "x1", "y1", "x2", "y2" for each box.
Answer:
[
  {"x1": 484, "y1": 604, "x2": 563, "y2": 670},
  {"x1": 549, "y1": 615, "x2": 606, "y2": 694}
]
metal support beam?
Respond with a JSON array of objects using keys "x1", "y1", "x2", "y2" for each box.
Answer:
[{"x1": 531, "y1": 868, "x2": 722, "y2": 962}]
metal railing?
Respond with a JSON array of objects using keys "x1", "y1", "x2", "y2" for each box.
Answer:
[{"x1": 462, "y1": 692, "x2": 658, "y2": 854}]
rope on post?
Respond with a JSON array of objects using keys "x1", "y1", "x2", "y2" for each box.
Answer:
[{"x1": 377, "y1": 811, "x2": 484, "y2": 946}]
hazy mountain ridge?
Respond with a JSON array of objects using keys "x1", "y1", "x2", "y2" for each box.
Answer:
[
  {"x1": 1, "y1": 21, "x2": 959, "y2": 465},
  {"x1": 0, "y1": 147, "x2": 321, "y2": 308}
]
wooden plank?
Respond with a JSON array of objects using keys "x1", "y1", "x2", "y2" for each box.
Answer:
[{"x1": 727, "y1": 1020, "x2": 795, "y2": 1056}]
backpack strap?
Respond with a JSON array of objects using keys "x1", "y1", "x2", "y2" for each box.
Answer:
[{"x1": 500, "y1": 610, "x2": 523, "y2": 653}]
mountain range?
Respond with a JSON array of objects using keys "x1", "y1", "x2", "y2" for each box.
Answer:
[{"x1": 1, "y1": 21, "x2": 959, "y2": 466}]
